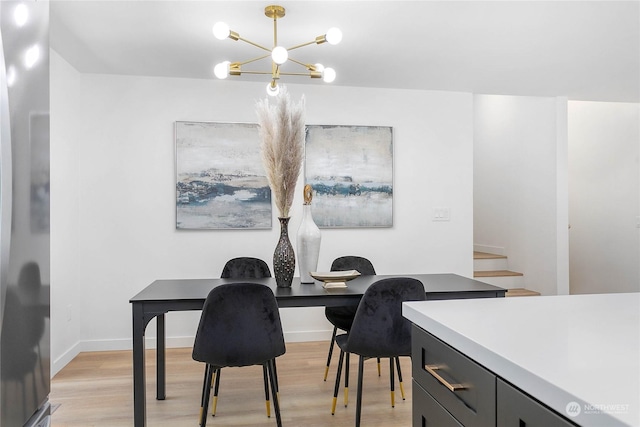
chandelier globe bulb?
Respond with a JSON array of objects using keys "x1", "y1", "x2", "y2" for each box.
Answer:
[
  {"x1": 212, "y1": 22, "x2": 230, "y2": 40},
  {"x1": 25, "y1": 45, "x2": 40, "y2": 69},
  {"x1": 266, "y1": 82, "x2": 280, "y2": 97},
  {"x1": 322, "y1": 67, "x2": 336, "y2": 83},
  {"x1": 213, "y1": 61, "x2": 230, "y2": 79},
  {"x1": 325, "y1": 27, "x2": 342, "y2": 45},
  {"x1": 271, "y1": 46, "x2": 288, "y2": 65},
  {"x1": 14, "y1": 3, "x2": 28, "y2": 27},
  {"x1": 314, "y1": 63, "x2": 325, "y2": 72}
]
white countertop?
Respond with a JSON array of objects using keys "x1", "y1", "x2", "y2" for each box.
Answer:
[{"x1": 403, "y1": 293, "x2": 639, "y2": 427}]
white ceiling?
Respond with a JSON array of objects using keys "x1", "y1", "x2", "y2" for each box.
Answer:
[{"x1": 50, "y1": 1, "x2": 640, "y2": 102}]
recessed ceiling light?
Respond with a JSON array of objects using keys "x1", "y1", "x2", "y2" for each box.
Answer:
[{"x1": 14, "y1": 4, "x2": 28, "y2": 27}]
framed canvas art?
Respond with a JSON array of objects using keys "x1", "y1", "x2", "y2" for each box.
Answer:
[
  {"x1": 304, "y1": 125, "x2": 393, "y2": 228},
  {"x1": 175, "y1": 121, "x2": 271, "y2": 229}
]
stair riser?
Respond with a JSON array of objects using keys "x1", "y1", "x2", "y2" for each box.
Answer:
[
  {"x1": 473, "y1": 258, "x2": 508, "y2": 271},
  {"x1": 474, "y1": 245, "x2": 505, "y2": 256},
  {"x1": 473, "y1": 275, "x2": 524, "y2": 289}
]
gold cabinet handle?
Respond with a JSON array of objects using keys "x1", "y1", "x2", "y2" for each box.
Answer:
[{"x1": 425, "y1": 364, "x2": 466, "y2": 392}]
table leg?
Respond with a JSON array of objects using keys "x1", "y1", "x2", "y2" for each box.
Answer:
[
  {"x1": 156, "y1": 313, "x2": 166, "y2": 400},
  {"x1": 132, "y1": 303, "x2": 147, "y2": 427}
]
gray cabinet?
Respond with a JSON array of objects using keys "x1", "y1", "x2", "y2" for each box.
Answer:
[
  {"x1": 411, "y1": 325, "x2": 577, "y2": 427},
  {"x1": 497, "y1": 379, "x2": 576, "y2": 427},
  {"x1": 412, "y1": 324, "x2": 496, "y2": 427},
  {"x1": 413, "y1": 379, "x2": 462, "y2": 427}
]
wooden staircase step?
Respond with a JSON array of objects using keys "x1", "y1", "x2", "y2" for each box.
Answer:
[
  {"x1": 474, "y1": 270, "x2": 524, "y2": 278},
  {"x1": 506, "y1": 288, "x2": 541, "y2": 297},
  {"x1": 473, "y1": 251, "x2": 507, "y2": 260}
]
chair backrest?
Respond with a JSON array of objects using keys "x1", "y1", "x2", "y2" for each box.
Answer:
[
  {"x1": 330, "y1": 256, "x2": 376, "y2": 276},
  {"x1": 221, "y1": 257, "x2": 272, "y2": 279},
  {"x1": 192, "y1": 283, "x2": 285, "y2": 367},
  {"x1": 345, "y1": 277, "x2": 425, "y2": 358}
]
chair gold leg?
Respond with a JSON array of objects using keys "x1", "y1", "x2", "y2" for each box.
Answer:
[
  {"x1": 211, "y1": 368, "x2": 221, "y2": 416},
  {"x1": 395, "y1": 356, "x2": 406, "y2": 400},
  {"x1": 266, "y1": 359, "x2": 283, "y2": 427},
  {"x1": 211, "y1": 396, "x2": 218, "y2": 416},
  {"x1": 344, "y1": 352, "x2": 350, "y2": 407},
  {"x1": 324, "y1": 326, "x2": 338, "y2": 381},
  {"x1": 377, "y1": 358, "x2": 381, "y2": 376},
  {"x1": 389, "y1": 358, "x2": 395, "y2": 408},
  {"x1": 332, "y1": 349, "x2": 345, "y2": 415},
  {"x1": 263, "y1": 364, "x2": 271, "y2": 418}
]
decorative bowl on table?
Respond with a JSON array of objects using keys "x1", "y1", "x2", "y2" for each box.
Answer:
[{"x1": 309, "y1": 270, "x2": 361, "y2": 288}]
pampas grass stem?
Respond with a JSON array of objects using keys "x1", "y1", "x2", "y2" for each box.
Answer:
[{"x1": 256, "y1": 86, "x2": 305, "y2": 218}]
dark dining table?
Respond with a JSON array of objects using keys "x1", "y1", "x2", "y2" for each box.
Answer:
[{"x1": 130, "y1": 273, "x2": 505, "y2": 427}]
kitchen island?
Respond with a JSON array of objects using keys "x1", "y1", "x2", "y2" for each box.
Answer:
[{"x1": 403, "y1": 293, "x2": 639, "y2": 427}]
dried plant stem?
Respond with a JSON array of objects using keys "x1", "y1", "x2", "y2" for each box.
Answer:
[{"x1": 256, "y1": 86, "x2": 305, "y2": 218}]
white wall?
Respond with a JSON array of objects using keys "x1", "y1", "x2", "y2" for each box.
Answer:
[
  {"x1": 568, "y1": 101, "x2": 640, "y2": 295},
  {"x1": 50, "y1": 50, "x2": 82, "y2": 371},
  {"x1": 473, "y1": 94, "x2": 567, "y2": 296},
  {"x1": 50, "y1": 51, "x2": 475, "y2": 374}
]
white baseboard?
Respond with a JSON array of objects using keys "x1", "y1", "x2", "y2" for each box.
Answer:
[{"x1": 52, "y1": 341, "x2": 82, "y2": 377}]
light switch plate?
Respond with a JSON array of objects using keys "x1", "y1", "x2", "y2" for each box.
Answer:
[{"x1": 432, "y1": 207, "x2": 451, "y2": 221}]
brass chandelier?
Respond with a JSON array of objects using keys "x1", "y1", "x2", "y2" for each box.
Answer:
[{"x1": 212, "y1": 4, "x2": 342, "y2": 96}]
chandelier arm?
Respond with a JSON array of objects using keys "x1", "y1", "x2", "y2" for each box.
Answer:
[
  {"x1": 287, "y1": 57, "x2": 314, "y2": 69},
  {"x1": 278, "y1": 71, "x2": 322, "y2": 77},
  {"x1": 235, "y1": 70, "x2": 277, "y2": 76},
  {"x1": 286, "y1": 35, "x2": 327, "y2": 51},
  {"x1": 231, "y1": 70, "x2": 318, "y2": 78},
  {"x1": 273, "y1": 12, "x2": 278, "y2": 47},
  {"x1": 236, "y1": 54, "x2": 272, "y2": 66},
  {"x1": 236, "y1": 36, "x2": 271, "y2": 52}
]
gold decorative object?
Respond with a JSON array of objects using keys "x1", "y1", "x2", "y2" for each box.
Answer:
[{"x1": 303, "y1": 183, "x2": 313, "y2": 205}]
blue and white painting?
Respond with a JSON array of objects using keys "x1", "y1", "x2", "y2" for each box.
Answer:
[
  {"x1": 304, "y1": 125, "x2": 393, "y2": 228},
  {"x1": 175, "y1": 121, "x2": 271, "y2": 229}
]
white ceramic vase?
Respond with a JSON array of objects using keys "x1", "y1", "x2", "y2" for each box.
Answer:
[{"x1": 297, "y1": 185, "x2": 321, "y2": 283}]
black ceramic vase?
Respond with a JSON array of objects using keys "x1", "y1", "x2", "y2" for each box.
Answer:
[{"x1": 274, "y1": 217, "x2": 295, "y2": 288}]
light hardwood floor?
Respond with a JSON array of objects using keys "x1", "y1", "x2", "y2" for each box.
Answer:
[{"x1": 51, "y1": 341, "x2": 413, "y2": 426}]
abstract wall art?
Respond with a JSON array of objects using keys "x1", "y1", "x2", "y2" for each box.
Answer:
[
  {"x1": 304, "y1": 125, "x2": 393, "y2": 228},
  {"x1": 175, "y1": 121, "x2": 271, "y2": 229}
]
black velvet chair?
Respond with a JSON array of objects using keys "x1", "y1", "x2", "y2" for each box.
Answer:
[
  {"x1": 192, "y1": 283, "x2": 286, "y2": 427},
  {"x1": 323, "y1": 256, "x2": 377, "y2": 382},
  {"x1": 330, "y1": 277, "x2": 425, "y2": 427},
  {"x1": 201, "y1": 257, "x2": 273, "y2": 420},
  {"x1": 220, "y1": 256, "x2": 272, "y2": 279}
]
